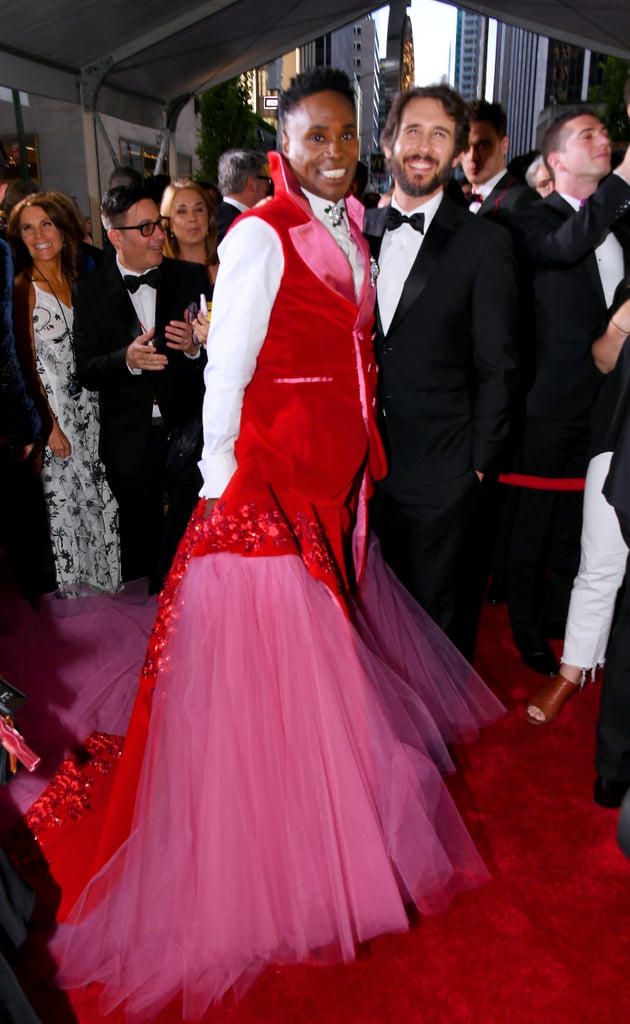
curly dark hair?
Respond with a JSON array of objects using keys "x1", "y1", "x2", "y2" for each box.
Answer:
[
  {"x1": 7, "y1": 190, "x2": 84, "y2": 280},
  {"x1": 380, "y1": 84, "x2": 470, "y2": 157},
  {"x1": 279, "y1": 67, "x2": 355, "y2": 121}
]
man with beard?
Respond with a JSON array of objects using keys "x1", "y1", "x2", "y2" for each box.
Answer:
[{"x1": 365, "y1": 84, "x2": 519, "y2": 658}]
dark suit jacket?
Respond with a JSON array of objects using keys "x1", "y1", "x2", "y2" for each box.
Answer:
[
  {"x1": 74, "y1": 256, "x2": 209, "y2": 476},
  {"x1": 477, "y1": 172, "x2": 539, "y2": 228},
  {"x1": 364, "y1": 193, "x2": 519, "y2": 494},
  {"x1": 510, "y1": 174, "x2": 630, "y2": 422},
  {"x1": 215, "y1": 199, "x2": 243, "y2": 243}
]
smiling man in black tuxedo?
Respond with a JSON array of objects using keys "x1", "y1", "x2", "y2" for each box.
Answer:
[
  {"x1": 73, "y1": 186, "x2": 209, "y2": 591},
  {"x1": 365, "y1": 84, "x2": 519, "y2": 659}
]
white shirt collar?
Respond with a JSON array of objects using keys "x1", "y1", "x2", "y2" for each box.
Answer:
[
  {"x1": 477, "y1": 168, "x2": 507, "y2": 200},
  {"x1": 302, "y1": 188, "x2": 347, "y2": 227},
  {"x1": 223, "y1": 197, "x2": 249, "y2": 213},
  {"x1": 116, "y1": 255, "x2": 141, "y2": 278},
  {"x1": 558, "y1": 193, "x2": 585, "y2": 213},
  {"x1": 390, "y1": 189, "x2": 444, "y2": 233}
]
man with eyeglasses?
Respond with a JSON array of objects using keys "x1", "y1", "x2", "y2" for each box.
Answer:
[
  {"x1": 215, "y1": 149, "x2": 272, "y2": 243},
  {"x1": 73, "y1": 185, "x2": 209, "y2": 592}
]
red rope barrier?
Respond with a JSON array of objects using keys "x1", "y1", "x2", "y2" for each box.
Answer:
[{"x1": 498, "y1": 472, "x2": 585, "y2": 491}]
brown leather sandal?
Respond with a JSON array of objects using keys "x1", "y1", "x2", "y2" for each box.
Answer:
[{"x1": 526, "y1": 674, "x2": 581, "y2": 725}]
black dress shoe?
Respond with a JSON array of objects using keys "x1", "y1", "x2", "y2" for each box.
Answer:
[
  {"x1": 593, "y1": 775, "x2": 630, "y2": 809},
  {"x1": 514, "y1": 632, "x2": 559, "y2": 676},
  {"x1": 543, "y1": 619, "x2": 566, "y2": 640},
  {"x1": 486, "y1": 577, "x2": 507, "y2": 604}
]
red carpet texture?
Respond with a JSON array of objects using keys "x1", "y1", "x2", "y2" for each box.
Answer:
[{"x1": 4, "y1": 599, "x2": 630, "y2": 1024}]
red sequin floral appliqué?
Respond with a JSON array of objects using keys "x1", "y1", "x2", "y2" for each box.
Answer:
[{"x1": 142, "y1": 497, "x2": 349, "y2": 691}]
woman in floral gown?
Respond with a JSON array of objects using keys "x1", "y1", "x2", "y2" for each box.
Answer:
[{"x1": 8, "y1": 192, "x2": 120, "y2": 594}]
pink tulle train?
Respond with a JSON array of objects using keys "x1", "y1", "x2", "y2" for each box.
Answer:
[
  {"x1": 0, "y1": 581, "x2": 156, "y2": 834},
  {"x1": 52, "y1": 537, "x2": 503, "y2": 1021}
]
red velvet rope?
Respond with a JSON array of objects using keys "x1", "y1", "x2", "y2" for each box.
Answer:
[{"x1": 498, "y1": 472, "x2": 585, "y2": 492}]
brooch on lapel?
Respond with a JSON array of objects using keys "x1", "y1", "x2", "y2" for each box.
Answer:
[{"x1": 369, "y1": 256, "x2": 379, "y2": 288}]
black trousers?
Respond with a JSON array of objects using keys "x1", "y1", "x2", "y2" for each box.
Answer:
[
  {"x1": 595, "y1": 509, "x2": 630, "y2": 783},
  {"x1": 106, "y1": 425, "x2": 168, "y2": 593},
  {"x1": 0, "y1": 446, "x2": 56, "y2": 600},
  {"x1": 372, "y1": 470, "x2": 483, "y2": 661},
  {"x1": 507, "y1": 417, "x2": 590, "y2": 639}
]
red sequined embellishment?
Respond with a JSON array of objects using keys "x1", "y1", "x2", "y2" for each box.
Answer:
[{"x1": 23, "y1": 732, "x2": 124, "y2": 839}]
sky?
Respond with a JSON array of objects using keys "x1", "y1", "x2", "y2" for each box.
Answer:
[
  {"x1": 374, "y1": 1, "x2": 496, "y2": 92},
  {"x1": 373, "y1": 1, "x2": 458, "y2": 82}
]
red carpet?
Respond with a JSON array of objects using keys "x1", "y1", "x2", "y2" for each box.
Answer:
[{"x1": 5, "y1": 600, "x2": 630, "y2": 1024}]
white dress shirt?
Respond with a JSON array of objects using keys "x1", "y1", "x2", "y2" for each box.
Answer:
[
  {"x1": 302, "y1": 189, "x2": 364, "y2": 296},
  {"x1": 376, "y1": 190, "x2": 444, "y2": 335},
  {"x1": 117, "y1": 257, "x2": 158, "y2": 402},
  {"x1": 559, "y1": 193, "x2": 625, "y2": 308},
  {"x1": 467, "y1": 168, "x2": 506, "y2": 213},
  {"x1": 198, "y1": 191, "x2": 366, "y2": 498},
  {"x1": 223, "y1": 196, "x2": 249, "y2": 215},
  {"x1": 117, "y1": 256, "x2": 157, "y2": 336}
]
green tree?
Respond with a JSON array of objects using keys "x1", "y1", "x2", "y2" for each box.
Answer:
[
  {"x1": 588, "y1": 55, "x2": 630, "y2": 143},
  {"x1": 195, "y1": 75, "x2": 262, "y2": 183}
]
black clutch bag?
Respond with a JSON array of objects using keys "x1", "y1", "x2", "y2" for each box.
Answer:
[{"x1": 0, "y1": 677, "x2": 39, "y2": 785}]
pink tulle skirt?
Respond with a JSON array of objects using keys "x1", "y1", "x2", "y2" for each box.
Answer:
[
  {"x1": 52, "y1": 537, "x2": 503, "y2": 1021},
  {"x1": 0, "y1": 581, "x2": 156, "y2": 835}
]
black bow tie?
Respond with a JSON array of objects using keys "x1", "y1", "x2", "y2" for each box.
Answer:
[
  {"x1": 124, "y1": 268, "x2": 161, "y2": 293},
  {"x1": 384, "y1": 207, "x2": 425, "y2": 233},
  {"x1": 467, "y1": 193, "x2": 484, "y2": 206}
]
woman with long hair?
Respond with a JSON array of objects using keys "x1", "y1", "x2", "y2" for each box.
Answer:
[
  {"x1": 160, "y1": 179, "x2": 218, "y2": 277},
  {"x1": 161, "y1": 180, "x2": 218, "y2": 346},
  {"x1": 8, "y1": 191, "x2": 120, "y2": 595}
]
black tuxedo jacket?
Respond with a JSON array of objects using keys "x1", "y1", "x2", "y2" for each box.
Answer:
[
  {"x1": 510, "y1": 174, "x2": 630, "y2": 422},
  {"x1": 364, "y1": 193, "x2": 519, "y2": 493},
  {"x1": 215, "y1": 200, "x2": 243, "y2": 243},
  {"x1": 74, "y1": 256, "x2": 209, "y2": 476},
  {"x1": 477, "y1": 172, "x2": 539, "y2": 228}
]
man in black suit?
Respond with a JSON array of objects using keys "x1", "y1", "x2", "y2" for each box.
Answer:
[
  {"x1": 215, "y1": 150, "x2": 271, "y2": 243},
  {"x1": 461, "y1": 100, "x2": 539, "y2": 225},
  {"x1": 507, "y1": 108, "x2": 630, "y2": 674},
  {"x1": 461, "y1": 101, "x2": 539, "y2": 606},
  {"x1": 365, "y1": 84, "x2": 519, "y2": 659},
  {"x1": 74, "y1": 186, "x2": 209, "y2": 591}
]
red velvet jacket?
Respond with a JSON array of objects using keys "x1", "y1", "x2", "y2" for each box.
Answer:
[{"x1": 192, "y1": 153, "x2": 387, "y2": 600}]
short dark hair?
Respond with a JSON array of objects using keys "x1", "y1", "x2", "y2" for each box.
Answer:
[
  {"x1": 108, "y1": 165, "x2": 143, "y2": 190},
  {"x1": 101, "y1": 185, "x2": 153, "y2": 229},
  {"x1": 381, "y1": 84, "x2": 469, "y2": 157},
  {"x1": 279, "y1": 67, "x2": 355, "y2": 121},
  {"x1": 469, "y1": 100, "x2": 507, "y2": 139},
  {"x1": 624, "y1": 76, "x2": 630, "y2": 109},
  {"x1": 542, "y1": 106, "x2": 600, "y2": 163}
]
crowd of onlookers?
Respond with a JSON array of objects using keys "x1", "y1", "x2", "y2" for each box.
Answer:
[
  {"x1": 2, "y1": 74, "x2": 630, "y2": 1018},
  {"x1": 2, "y1": 83, "x2": 630, "y2": 768},
  {"x1": 0, "y1": 129, "x2": 558, "y2": 607}
]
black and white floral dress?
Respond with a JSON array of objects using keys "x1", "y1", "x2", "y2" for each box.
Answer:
[{"x1": 33, "y1": 284, "x2": 120, "y2": 594}]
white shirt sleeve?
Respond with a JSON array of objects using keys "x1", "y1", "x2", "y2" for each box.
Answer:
[{"x1": 198, "y1": 215, "x2": 285, "y2": 498}]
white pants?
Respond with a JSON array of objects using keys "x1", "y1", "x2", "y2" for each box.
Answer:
[{"x1": 562, "y1": 451, "x2": 628, "y2": 673}]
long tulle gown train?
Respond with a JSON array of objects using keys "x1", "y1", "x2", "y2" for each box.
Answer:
[{"x1": 51, "y1": 532, "x2": 503, "y2": 1022}]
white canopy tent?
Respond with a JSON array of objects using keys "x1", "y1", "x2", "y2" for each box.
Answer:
[{"x1": 1, "y1": 1, "x2": 628, "y2": 222}]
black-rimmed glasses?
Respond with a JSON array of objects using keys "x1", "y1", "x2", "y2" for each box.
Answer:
[{"x1": 116, "y1": 215, "x2": 169, "y2": 237}]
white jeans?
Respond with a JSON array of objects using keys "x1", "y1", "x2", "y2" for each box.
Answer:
[{"x1": 562, "y1": 451, "x2": 628, "y2": 674}]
